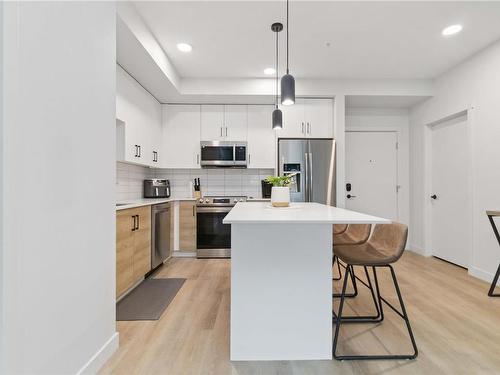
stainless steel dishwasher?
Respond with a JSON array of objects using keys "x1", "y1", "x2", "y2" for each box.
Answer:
[{"x1": 151, "y1": 203, "x2": 171, "y2": 270}]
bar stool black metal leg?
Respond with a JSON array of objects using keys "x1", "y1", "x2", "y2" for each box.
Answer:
[
  {"x1": 388, "y1": 265, "x2": 418, "y2": 359},
  {"x1": 488, "y1": 263, "x2": 500, "y2": 297},
  {"x1": 487, "y1": 214, "x2": 500, "y2": 297},
  {"x1": 333, "y1": 255, "x2": 342, "y2": 281},
  {"x1": 332, "y1": 264, "x2": 351, "y2": 360},
  {"x1": 333, "y1": 263, "x2": 358, "y2": 298},
  {"x1": 332, "y1": 266, "x2": 383, "y2": 324},
  {"x1": 333, "y1": 265, "x2": 418, "y2": 360}
]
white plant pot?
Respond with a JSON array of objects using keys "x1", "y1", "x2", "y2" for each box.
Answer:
[{"x1": 271, "y1": 187, "x2": 290, "y2": 207}]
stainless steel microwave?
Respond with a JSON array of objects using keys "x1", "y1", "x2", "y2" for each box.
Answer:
[{"x1": 200, "y1": 141, "x2": 247, "y2": 168}]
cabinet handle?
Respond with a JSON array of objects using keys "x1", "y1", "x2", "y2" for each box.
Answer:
[
  {"x1": 136, "y1": 215, "x2": 140, "y2": 230},
  {"x1": 248, "y1": 154, "x2": 251, "y2": 165},
  {"x1": 138, "y1": 145, "x2": 141, "y2": 158},
  {"x1": 307, "y1": 122, "x2": 310, "y2": 134},
  {"x1": 225, "y1": 127, "x2": 228, "y2": 137},
  {"x1": 197, "y1": 154, "x2": 200, "y2": 165},
  {"x1": 132, "y1": 215, "x2": 136, "y2": 231},
  {"x1": 134, "y1": 145, "x2": 138, "y2": 157},
  {"x1": 301, "y1": 122, "x2": 304, "y2": 134},
  {"x1": 220, "y1": 126, "x2": 223, "y2": 137},
  {"x1": 192, "y1": 205, "x2": 195, "y2": 217}
]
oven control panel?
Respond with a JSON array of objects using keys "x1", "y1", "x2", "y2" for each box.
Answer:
[{"x1": 197, "y1": 196, "x2": 247, "y2": 206}]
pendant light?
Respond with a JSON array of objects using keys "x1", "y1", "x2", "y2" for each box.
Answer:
[
  {"x1": 281, "y1": 0, "x2": 295, "y2": 105},
  {"x1": 271, "y1": 22, "x2": 283, "y2": 129}
]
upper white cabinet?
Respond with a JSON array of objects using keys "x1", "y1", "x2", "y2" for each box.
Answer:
[
  {"x1": 161, "y1": 105, "x2": 201, "y2": 169},
  {"x1": 247, "y1": 105, "x2": 276, "y2": 169},
  {"x1": 279, "y1": 98, "x2": 333, "y2": 139},
  {"x1": 225, "y1": 105, "x2": 248, "y2": 141},
  {"x1": 116, "y1": 65, "x2": 162, "y2": 167},
  {"x1": 201, "y1": 105, "x2": 248, "y2": 141},
  {"x1": 200, "y1": 105, "x2": 224, "y2": 140}
]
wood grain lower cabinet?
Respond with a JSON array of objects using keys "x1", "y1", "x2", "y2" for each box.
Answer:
[
  {"x1": 116, "y1": 206, "x2": 152, "y2": 298},
  {"x1": 179, "y1": 201, "x2": 196, "y2": 252}
]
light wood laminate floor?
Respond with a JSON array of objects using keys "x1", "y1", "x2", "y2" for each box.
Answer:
[{"x1": 100, "y1": 252, "x2": 500, "y2": 375}]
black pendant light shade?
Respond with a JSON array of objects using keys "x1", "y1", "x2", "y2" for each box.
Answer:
[
  {"x1": 281, "y1": 73, "x2": 295, "y2": 106},
  {"x1": 271, "y1": 22, "x2": 283, "y2": 129},
  {"x1": 272, "y1": 108, "x2": 283, "y2": 129},
  {"x1": 281, "y1": 0, "x2": 295, "y2": 106}
]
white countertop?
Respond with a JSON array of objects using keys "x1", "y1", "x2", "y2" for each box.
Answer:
[
  {"x1": 223, "y1": 202, "x2": 391, "y2": 224},
  {"x1": 116, "y1": 197, "x2": 196, "y2": 211}
]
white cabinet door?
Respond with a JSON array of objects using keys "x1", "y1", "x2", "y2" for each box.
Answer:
[
  {"x1": 225, "y1": 105, "x2": 248, "y2": 141},
  {"x1": 162, "y1": 105, "x2": 201, "y2": 169},
  {"x1": 305, "y1": 99, "x2": 333, "y2": 138},
  {"x1": 247, "y1": 105, "x2": 276, "y2": 169},
  {"x1": 279, "y1": 100, "x2": 306, "y2": 138},
  {"x1": 201, "y1": 105, "x2": 224, "y2": 141}
]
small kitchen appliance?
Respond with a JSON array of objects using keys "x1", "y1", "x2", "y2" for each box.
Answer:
[{"x1": 144, "y1": 179, "x2": 171, "y2": 198}]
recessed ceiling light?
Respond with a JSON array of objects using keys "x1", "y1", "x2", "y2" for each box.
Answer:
[
  {"x1": 442, "y1": 24, "x2": 463, "y2": 37},
  {"x1": 176, "y1": 43, "x2": 192, "y2": 52},
  {"x1": 264, "y1": 68, "x2": 276, "y2": 75}
]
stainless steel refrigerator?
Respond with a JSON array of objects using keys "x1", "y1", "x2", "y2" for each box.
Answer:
[{"x1": 278, "y1": 138, "x2": 336, "y2": 205}]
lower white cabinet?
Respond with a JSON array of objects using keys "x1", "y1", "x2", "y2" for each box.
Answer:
[
  {"x1": 161, "y1": 105, "x2": 201, "y2": 169},
  {"x1": 247, "y1": 105, "x2": 276, "y2": 169}
]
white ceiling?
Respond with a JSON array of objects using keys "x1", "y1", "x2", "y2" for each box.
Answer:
[
  {"x1": 346, "y1": 95, "x2": 428, "y2": 109},
  {"x1": 133, "y1": 1, "x2": 500, "y2": 80}
]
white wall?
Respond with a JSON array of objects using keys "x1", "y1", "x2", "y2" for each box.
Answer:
[
  {"x1": 0, "y1": 1, "x2": 4, "y2": 369},
  {"x1": 409, "y1": 39, "x2": 500, "y2": 283},
  {"x1": 346, "y1": 108, "x2": 410, "y2": 228},
  {"x1": 1, "y1": 2, "x2": 117, "y2": 374}
]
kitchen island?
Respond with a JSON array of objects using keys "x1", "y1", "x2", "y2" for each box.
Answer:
[{"x1": 223, "y1": 202, "x2": 390, "y2": 361}]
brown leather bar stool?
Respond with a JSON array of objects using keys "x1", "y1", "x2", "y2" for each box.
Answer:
[
  {"x1": 332, "y1": 224, "x2": 372, "y2": 289},
  {"x1": 332, "y1": 222, "x2": 418, "y2": 361}
]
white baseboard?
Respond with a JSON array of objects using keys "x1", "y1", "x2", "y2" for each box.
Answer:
[
  {"x1": 172, "y1": 251, "x2": 196, "y2": 258},
  {"x1": 76, "y1": 332, "x2": 119, "y2": 375},
  {"x1": 469, "y1": 266, "x2": 500, "y2": 286},
  {"x1": 408, "y1": 244, "x2": 426, "y2": 256}
]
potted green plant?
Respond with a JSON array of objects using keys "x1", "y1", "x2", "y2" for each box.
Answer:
[{"x1": 265, "y1": 173, "x2": 297, "y2": 207}]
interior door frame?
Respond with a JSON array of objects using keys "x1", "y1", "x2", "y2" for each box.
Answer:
[
  {"x1": 424, "y1": 108, "x2": 474, "y2": 267},
  {"x1": 345, "y1": 128, "x2": 401, "y2": 221}
]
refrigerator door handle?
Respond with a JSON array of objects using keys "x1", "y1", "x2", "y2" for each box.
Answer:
[
  {"x1": 304, "y1": 152, "x2": 309, "y2": 202},
  {"x1": 309, "y1": 152, "x2": 313, "y2": 202}
]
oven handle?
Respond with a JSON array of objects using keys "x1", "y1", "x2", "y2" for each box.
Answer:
[{"x1": 196, "y1": 207, "x2": 233, "y2": 213}]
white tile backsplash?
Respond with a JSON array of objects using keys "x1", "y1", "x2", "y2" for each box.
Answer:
[
  {"x1": 152, "y1": 168, "x2": 275, "y2": 198},
  {"x1": 116, "y1": 162, "x2": 153, "y2": 201},
  {"x1": 116, "y1": 163, "x2": 275, "y2": 200}
]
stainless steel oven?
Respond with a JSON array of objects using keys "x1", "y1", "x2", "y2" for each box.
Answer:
[
  {"x1": 200, "y1": 141, "x2": 247, "y2": 168},
  {"x1": 196, "y1": 196, "x2": 247, "y2": 258}
]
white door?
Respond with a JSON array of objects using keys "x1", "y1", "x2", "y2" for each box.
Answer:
[
  {"x1": 247, "y1": 105, "x2": 276, "y2": 169},
  {"x1": 162, "y1": 105, "x2": 201, "y2": 169},
  {"x1": 345, "y1": 131, "x2": 398, "y2": 221},
  {"x1": 431, "y1": 114, "x2": 470, "y2": 268},
  {"x1": 279, "y1": 99, "x2": 306, "y2": 138},
  {"x1": 305, "y1": 99, "x2": 333, "y2": 138},
  {"x1": 201, "y1": 105, "x2": 225, "y2": 141},
  {"x1": 225, "y1": 105, "x2": 248, "y2": 141}
]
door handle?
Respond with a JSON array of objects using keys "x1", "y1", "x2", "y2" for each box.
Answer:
[
  {"x1": 431, "y1": 194, "x2": 437, "y2": 200},
  {"x1": 346, "y1": 194, "x2": 357, "y2": 199}
]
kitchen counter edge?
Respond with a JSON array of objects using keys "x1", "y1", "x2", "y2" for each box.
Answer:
[{"x1": 116, "y1": 197, "x2": 196, "y2": 211}]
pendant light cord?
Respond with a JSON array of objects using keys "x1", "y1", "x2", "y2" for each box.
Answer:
[
  {"x1": 275, "y1": 28, "x2": 279, "y2": 108},
  {"x1": 286, "y1": 0, "x2": 289, "y2": 74}
]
